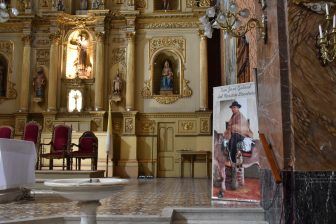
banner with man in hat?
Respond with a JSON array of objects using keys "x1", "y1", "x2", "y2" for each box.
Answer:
[{"x1": 212, "y1": 82, "x2": 260, "y2": 201}]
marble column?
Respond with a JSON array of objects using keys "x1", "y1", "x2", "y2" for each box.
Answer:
[
  {"x1": 19, "y1": 35, "x2": 32, "y2": 112},
  {"x1": 47, "y1": 33, "x2": 60, "y2": 112},
  {"x1": 94, "y1": 32, "x2": 105, "y2": 111},
  {"x1": 199, "y1": 31, "x2": 208, "y2": 111},
  {"x1": 125, "y1": 32, "x2": 135, "y2": 111}
]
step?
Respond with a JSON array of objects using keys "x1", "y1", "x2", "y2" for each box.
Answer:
[
  {"x1": 173, "y1": 221, "x2": 268, "y2": 224},
  {"x1": 171, "y1": 208, "x2": 266, "y2": 222}
]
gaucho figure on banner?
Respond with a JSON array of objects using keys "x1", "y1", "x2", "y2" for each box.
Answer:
[{"x1": 212, "y1": 82, "x2": 260, "y2": 200}]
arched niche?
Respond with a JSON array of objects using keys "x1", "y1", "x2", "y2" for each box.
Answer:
[
  {"x1": 142, "y1": 48, "x2": 192, "y2": 104},
  {"x1": 64, "y1": 29, "x2": 94, "y2": 79},
  {"x1": 152, "y1": 50, "x2": 180, "y2": 95},
  {"x1": 0, "y1": 54, "x2": 8, "y2": 97},
  {"x1": 0, "y1": 40, "x2": 17, "y2": 103}
]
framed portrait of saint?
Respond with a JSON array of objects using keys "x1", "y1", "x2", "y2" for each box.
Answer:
[{"x1": 212, "y1": 83, "x2": 260, "y2": 201}]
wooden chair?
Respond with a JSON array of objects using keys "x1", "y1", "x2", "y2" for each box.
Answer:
[
  {"x1": 69, "y1": 131, "x2": 98, "y2": 170},
  {"x1": 39, "y1": 124, "x2": 72, "y2": 170},
  {"x1": 0, "y1": 125, "x2": 14, "y2": 139},
  {"x1": 22, "y1": 121, "x2": 42, "y2": 169}
]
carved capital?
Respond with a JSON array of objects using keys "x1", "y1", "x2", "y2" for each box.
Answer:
[
  {"x1": 198, "y1": 30, "x2": 206, "y2": 40},
  {"x1": 49, "y1": 32, "x2": 61, "y2": 44},
  {"x1": 22, "y1": 35, "x2": 32, "y2": 46},
  {"x1": 95, "y1": 32, "x2": 105, "y2": 42},
  {"x1": 126, "y1": 31, "x2": 136, "y2": 41}
]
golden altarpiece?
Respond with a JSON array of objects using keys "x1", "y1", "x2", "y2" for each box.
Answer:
[{"x1": 0, "y1": 0, "x2": 212, "y2": 178}]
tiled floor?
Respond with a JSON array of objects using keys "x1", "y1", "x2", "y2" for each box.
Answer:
[{"x1": 0, "y1": 178, "x2": 260, "y2": 222}]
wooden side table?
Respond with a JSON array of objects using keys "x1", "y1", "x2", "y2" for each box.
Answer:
[{"x1": 176, "y1": 150, "x2": 211, "y2": 178}]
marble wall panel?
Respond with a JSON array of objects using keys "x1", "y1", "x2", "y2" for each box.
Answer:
[
  {"x1": 257, "y1": 0, "x2": 289, "y2": 169},
  {"x1": 288, "y1": 2, "x2": 336, "y2": 170}
]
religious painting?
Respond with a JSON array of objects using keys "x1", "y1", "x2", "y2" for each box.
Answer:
[
  {"x1": 0, "y1": 54, "x2": 8, "y2": 97},
  {"x1": 154, "y1": 0, "x2": 180, "y2": 11},
  {"x1": 212, "y1": 83, "x2": 260, "y2": 201},
  {"x1": 66, "y1": 30, "x2": 93, "y2": 79},
  {"x1": 152, "y1": 51, "x2": 180, "y2": 95}
]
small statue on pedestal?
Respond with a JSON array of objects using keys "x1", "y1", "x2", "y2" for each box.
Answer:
[
  {"x1": 111, "y1": 72, "x2": 122, "y2": 102},
  {"x1": 32, "y1": 67, "x2": 47, "y2": 102},
  {"x1": 80, "y1": 0, "x2": 88, "y2": 10}
]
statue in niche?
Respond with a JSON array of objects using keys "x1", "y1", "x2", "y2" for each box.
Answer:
[
  {"x1": 32, "y1": 67, "x2": 47, "y2": 101},
  {"x1": 57, "y1": 0, "x2": 64, "y2": 11},
  {"x1": 111, "y1": 72, "x2": 123, "y2": 102},
  {"x1": 70, "y1": 32, "x2": 92, "y2": 79},
  {"x1": 160, "y1": 60, "x2": 174, "y2": 92},
  {"x1": 0, "y1": 64, "x2": 6, "y2": 97},
  {"x1": 162, "y1": 0, "x2": 171, "y2": 10},
  {"x1": 80, "y1": 0, "x2": 88, "y2": 10}
]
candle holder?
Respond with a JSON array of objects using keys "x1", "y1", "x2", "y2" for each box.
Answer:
[
  {"x1": 199, "y1": 0, "x2": 267, "y2": 42},
  {"x1": 317, "y1": 4, "x2": 336, "y2": 65}
]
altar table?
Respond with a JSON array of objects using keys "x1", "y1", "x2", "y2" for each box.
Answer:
[{"x1": 0, "y1": 139, "x2": 36, "y2": 190}]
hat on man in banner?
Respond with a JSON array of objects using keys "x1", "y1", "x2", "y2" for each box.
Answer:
[{"x1": 229, "y1": 101, "x2": 241, "y2": 108}]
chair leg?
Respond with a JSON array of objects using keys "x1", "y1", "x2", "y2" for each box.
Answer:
[
  {"x1": 49, "y1": 159, "x2": 53, "y2": 170},
  {"x1": 78, "y1": 159, "x2": 81, "y2": 171}
]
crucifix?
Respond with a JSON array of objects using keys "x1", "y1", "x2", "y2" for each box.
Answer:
[{"x1": 73, "y1": 91, "x2": 79, "y2": 112}]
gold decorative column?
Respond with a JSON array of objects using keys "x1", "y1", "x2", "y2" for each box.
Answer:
[
  {"x1": 125, "y1": 32, "x2": 135, "y2": 111},
  {"x1": 94, "y1": 32, "x2": 105, "y2": 111},
  {"x1": 199, "y1": 31, "x2": 208, "y2": 111},
  {"x1": 19, "y1": 35, "x2": 32, "y2": 112},
  {"x1": 47, "y1": 33, "x2": 60, "y2": 111}
]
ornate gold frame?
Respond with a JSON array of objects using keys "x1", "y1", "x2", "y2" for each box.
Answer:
[
  {"x1": 0, "y1": 41, "x2": 17, "y2": 104},
  {"x1": 141, "y1": 37, "x2": 192, "y2": 104}
]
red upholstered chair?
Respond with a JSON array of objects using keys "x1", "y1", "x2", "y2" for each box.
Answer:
[
  {"x1": 0, "y1": 126, "x2": 14, "y2": 139},
  {"x1": 39, "y1": 124, "x2": 72, "y2": 170},
  {"x1": 23, "y1": 121, "x2": 42, "y2": 169},
  {"x1": 69, "y1": 131, "x2": 98, "y2": 170}
]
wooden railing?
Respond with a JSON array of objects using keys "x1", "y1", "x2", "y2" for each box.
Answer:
[{"x1": 259, "y1": 133, "x2": 282, "y2": 184}]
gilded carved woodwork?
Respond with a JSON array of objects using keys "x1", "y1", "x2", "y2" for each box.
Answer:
[
  {"x1": 179, "y1": 120, "x2": 196, "y2": 133},
  {"x1": 0, "y1": 41, "x2": 17, "y2": 103},
  {"x1": 137, "y1": 21, "x2": 199, "y2": 30},
  {"x1": 152, "y1": 95, "x2": 181, "y2": 104},
  {"x1": 142, "y1": 36, "x2": 192, "y2": 104},
  {"x1": 149, "y1": 36, "x2": 186, "y2": 61},
  {"x1": 125, "y1": 118, "x2": 134, "y2": 133},
  {"x1": 200, "y1": 118, "x2": 210, "y2": 133},
  {"x1": 22, "y1": 35, "x2": 33, "y2": 45},
  {"x1": 135, "y1": 0, "x2": 147, "y2": 9},
  {"x1": 0, "y1": 22, "x2": 24, "y2": 33},
  {"x1": 111, "y1": 48, "x2": 126, "y2": 67},
  {"x1": 36, "y1": 49, "x2": 50, "y2": 66},
  {"x1": 187, "y1": 0, "x2": 211, "y2": 8}
]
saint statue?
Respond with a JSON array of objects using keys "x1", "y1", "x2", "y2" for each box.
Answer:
[
  {"x1": 70, "y1": 32, "x2": 92, "y2": 79},
  {"x1": 113, "y1": 73, "x2": 122, "y2": 95},
  {"x1": 57, "y1": 0, "x2": 64, "y2": 11},
  {"x1": 162, "y1": 0, "x2": 170, "y2": 10},
  {"x1": 0, "y1": 64, "x2": 6, "y2": 97},
  {"x1": 32, "y1": 67, "x2": 47, "y2": 98},
  {"x1": 80, "y1": 0, "x2": 88, "y2": 10},
  {"x1": 160, "y1": 60, "x2": 173, "y2": 91}
]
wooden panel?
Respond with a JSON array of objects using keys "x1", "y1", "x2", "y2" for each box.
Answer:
[{"x1": 158, "y1": 156, "x2": 174, "y2": 171}]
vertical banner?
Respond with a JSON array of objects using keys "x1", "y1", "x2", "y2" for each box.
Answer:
[{"x1": 212, "y1": 82, "x2": 260, "y2": 201}]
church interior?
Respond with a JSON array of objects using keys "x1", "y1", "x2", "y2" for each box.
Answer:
[{"x1": 0, "y1": 0, "x2": 335, "y2": 223}]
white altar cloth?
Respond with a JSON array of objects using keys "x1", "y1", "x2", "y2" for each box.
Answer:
[{"x1": 0, "y1": 139, "x2": 36, "y2": 190}]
